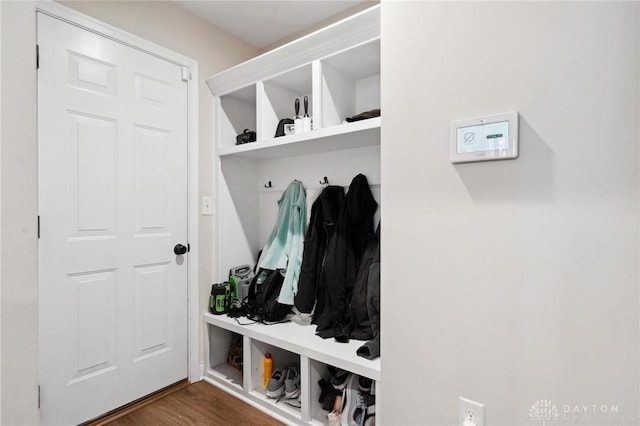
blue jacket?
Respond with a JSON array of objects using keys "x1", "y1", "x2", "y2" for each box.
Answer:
[{"x1": 258, "y1": 180, "x2": 307, "y2": 305}]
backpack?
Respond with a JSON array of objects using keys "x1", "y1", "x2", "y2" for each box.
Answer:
[{"x1": 246, "y1": 268, "x2": 291, "y2": 323}]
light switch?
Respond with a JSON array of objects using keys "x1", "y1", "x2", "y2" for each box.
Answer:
[{"x1": 201, "y1": 196, "x2": 213, "y2": 215}]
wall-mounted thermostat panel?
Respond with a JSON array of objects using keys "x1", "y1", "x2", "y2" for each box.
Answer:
[{"x1": 450, "y1": 111, "x2": 519, "y2": 164}]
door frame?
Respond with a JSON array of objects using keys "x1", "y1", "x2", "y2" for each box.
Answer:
[{"x1": 36, "y1": 1, "x2": 202, "y2": 383}]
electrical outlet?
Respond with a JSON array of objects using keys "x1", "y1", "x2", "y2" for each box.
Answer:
[{"x1": 459, "y1": 397, "x2": 484, "y2": 426}]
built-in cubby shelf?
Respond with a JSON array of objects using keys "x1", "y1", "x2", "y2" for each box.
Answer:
[
  {"x1": 203, "y1": 313, "x2": 380, "y2": 425},
  {"x1": 320, "y1": 39, "x2": 380, "y2": 128},
  {"x1": 260, "y1": 64, "x2": 313, "y2": 141},
  {"x1": 204, "y1": 313, "x2": 380, "y2": 381},
  {"x1": 205, "y1": 5, "x2": 381, "y2": 425},
  {"x1": 218, "y1": 84, "x2": 257, "y2": 146}
]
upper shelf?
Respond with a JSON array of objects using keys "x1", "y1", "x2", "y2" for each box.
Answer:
[
  {"x1": 206, "y1": 5, "x2": 381, "y2": 97},
  {"x1": 218, "y1": 117, "x2": 380, "y2": 160}
]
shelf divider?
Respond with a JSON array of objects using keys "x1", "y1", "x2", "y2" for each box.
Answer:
[
  {"x1": 300, "y1": 355, "x2": 311, "y2": 423},
  {"x1": 242, "y1": 334, "x2": 252, "y2": 393}
]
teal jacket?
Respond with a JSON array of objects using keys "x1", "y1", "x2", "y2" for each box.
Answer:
[{"x1": 258, "y1": 180, "x2": 307, "y2": 305}]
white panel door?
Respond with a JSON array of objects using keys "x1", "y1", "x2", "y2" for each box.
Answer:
[{"x1": 37, "y1": 13, "x2": 189, "y2": 425}]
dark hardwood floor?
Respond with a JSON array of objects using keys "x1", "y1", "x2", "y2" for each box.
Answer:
[{"x1": 100, "y1": 381, "x2": 285, "y2": 426}]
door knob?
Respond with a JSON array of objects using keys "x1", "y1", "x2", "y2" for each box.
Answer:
[{"x1": 174, "y1": 244, "x2": 187, "y2": 255}]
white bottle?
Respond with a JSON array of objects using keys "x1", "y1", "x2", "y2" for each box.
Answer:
[{"x1": 302, "y1": 116, "x2": 312, "y2": 132}]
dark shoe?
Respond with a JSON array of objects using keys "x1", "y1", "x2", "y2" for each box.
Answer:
[
  {"x1": 358, "y1": 376, "x2": 372, "y2": 393},
  {"x1": 330, "y1": 368, "x2": 349, "y2": 390}
]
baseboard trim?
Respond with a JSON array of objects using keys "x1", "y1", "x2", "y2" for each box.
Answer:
[{"x1": 82, "y1": 379, "x2": 190, "y2": 426}]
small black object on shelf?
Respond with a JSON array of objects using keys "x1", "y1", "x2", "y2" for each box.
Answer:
[
  {"x1": 275, "y1": 118, "x2": 294, "y2": 137},
  {"x1": 345, "y1": 109, "x2": 381, "y2": 123},
  {"x1": 236, "y1": 129, "x2": 257, "y2": 145}
]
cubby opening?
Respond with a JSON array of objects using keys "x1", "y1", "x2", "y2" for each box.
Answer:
[
  {"x1": 218, "y1": 84, "x2": 257, "y2": 149},
  {"x1": 250, "y1": 340, "x2": 299, "y2": 394},
  {"x1": 250, "y1": 339, "x2": 302, "y2": 417},
  {"x1": 206, "y1": 325, "x2": 243, "y2": 391},
  {"x1": 309, "y1": 361, "x2": 377, "y2": 426},
  {"x1": 309, "y1": 361, "x2": 333, "y2": 425},
  {"x1": 260, "y1": 64, "x2": 313, "y2": 140},
  {"x1": 320, "y1": 39, "x2": 381, "y2": 128}
]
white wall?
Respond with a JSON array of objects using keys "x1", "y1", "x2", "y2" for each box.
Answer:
[
  {"x1": 381, "y1": 2, "x2": 639, "y2": 425},
  {"x1": 0, "y1": 1, "x2": 4, "y2": 423},
  {"x1": 0, "y1": 1, "x2": 257, "y2": 423},
  {"x1": 0, "y1": 2, "x2": 38, "y2": 424}
]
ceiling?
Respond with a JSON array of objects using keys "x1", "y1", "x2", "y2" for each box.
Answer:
[{"x1": 173, "y1": 1, "x2": 366, "y2": 49}]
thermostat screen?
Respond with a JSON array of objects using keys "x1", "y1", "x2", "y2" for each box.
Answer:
[{"x1": 456, "y1": 120, "x2": 509, "y2": 154}]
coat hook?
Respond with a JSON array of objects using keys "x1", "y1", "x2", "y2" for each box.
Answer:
[
  {"x1": 264, "y1": 181, "x2": 272, "y2": 188},
  {"x1": 319, "y1": 176, "x2": 329, "y2": 186}
]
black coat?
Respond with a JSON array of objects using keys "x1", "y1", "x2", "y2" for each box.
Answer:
[
  {"x1": 357, "y1": 224, "x2": 380, "y2": 359},
  {"x1": 314, "y1": 174, "x2": 378, "y2": 341},
  {"x1": 294, "y1": 185, "x2": 344, "y2": 314},
  {"x1": 349, "y1": 224, "x2": 380, "y2": 341}
]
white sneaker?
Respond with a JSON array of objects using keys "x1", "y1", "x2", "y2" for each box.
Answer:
[{"x1": 340, "y1": 375, "x2": 359, "y2": 426}]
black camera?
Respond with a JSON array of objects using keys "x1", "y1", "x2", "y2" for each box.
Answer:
[{"x1": 236, "y1": 129, "x2": 257, "y2": 145}]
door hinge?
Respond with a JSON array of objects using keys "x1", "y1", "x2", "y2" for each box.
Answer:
[
  {"x1": 37, "y1": 216, "x2": 40, "y2": 239},
  {"x1": 181, "y1": 66, "x2": 191, "y2": 82},
  {"x1": 36, "y1": 44, "x2": 39, "y2": 70},
  {"x1": 38, "y1": 385, "x2": 41, "y2": 409}
]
